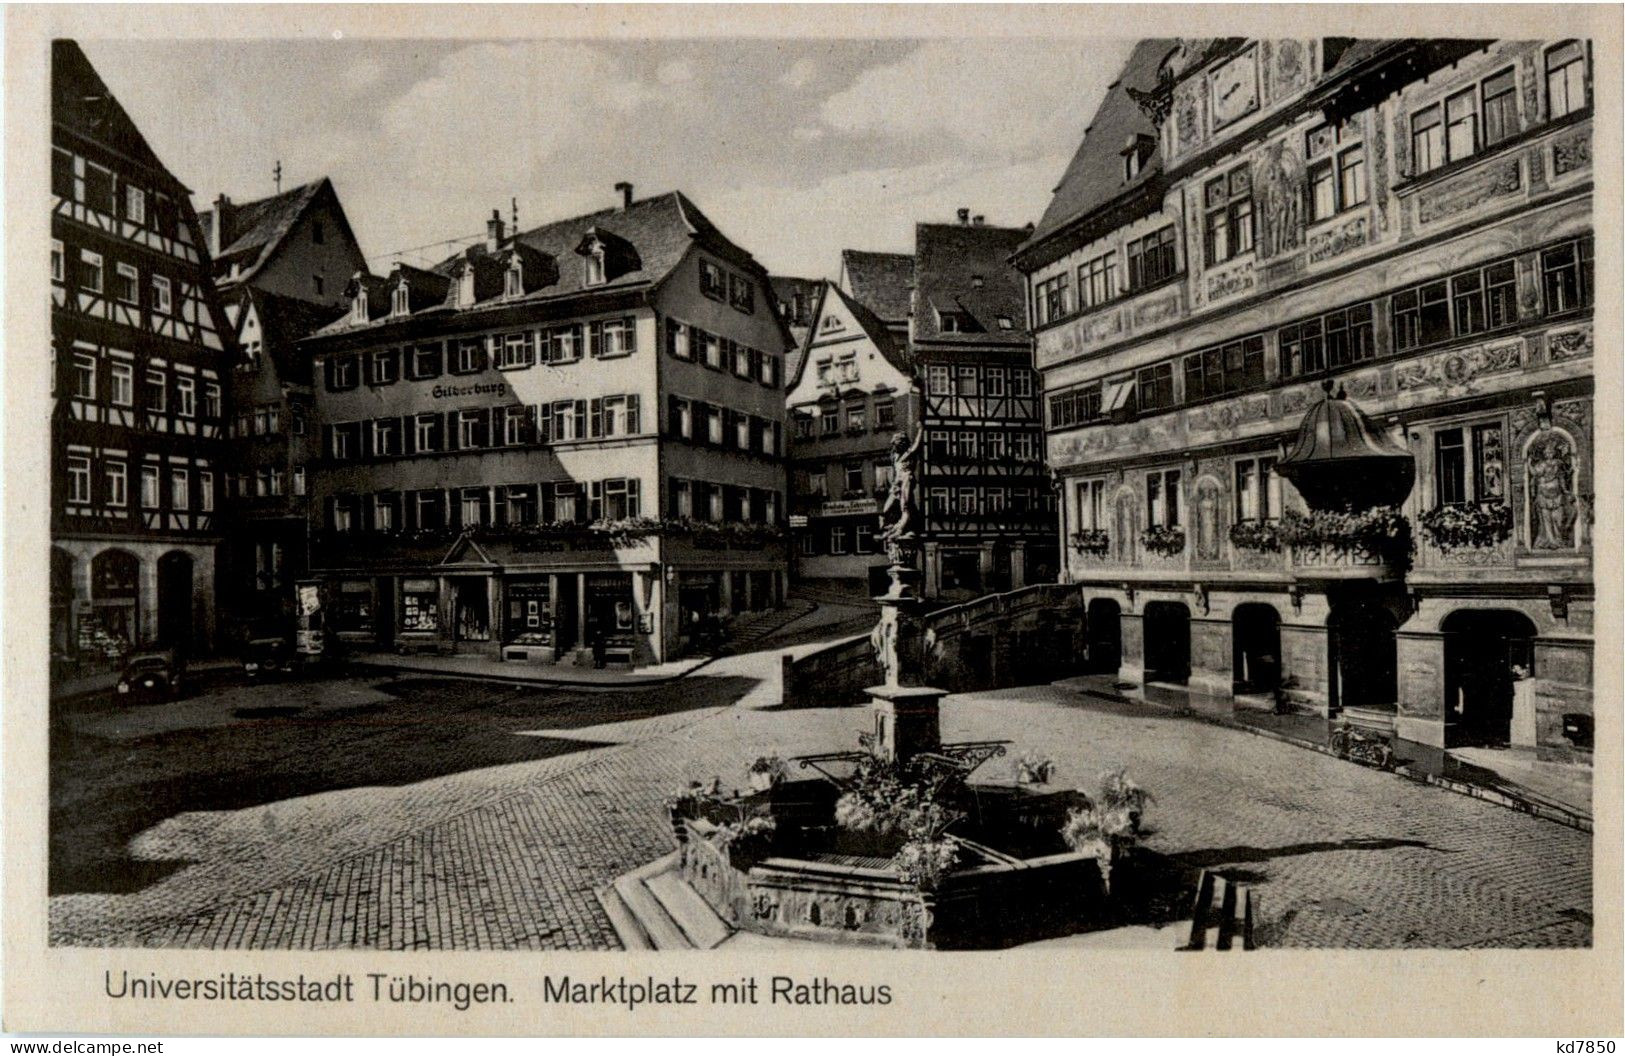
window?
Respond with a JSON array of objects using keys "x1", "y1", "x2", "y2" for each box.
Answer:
[
  {"x1": 820, "y1": 409, "x2": 839, "y2": 437},
  {"x1": 151, "y1": 275, "x2": 172, "y2": 315},
  {"x1": 671, "y1": 398, "x2": 694, "y2": 439},
  {"x1": 459, "y1": 488, "x2": 488, "y2": 527},
  {"x1": 1445, "y1": 87, "x2": 1478, "y2": 162},
  {"x1": 330, "y1": 422, "x2": 358, "y2": 459},
  {"x1": 199, "y1": 471, "x2": 215, "y2": 512},
  {"x1": 597, "y1": 478, "x2": 642, "y2": 520},
  {"x1": 372, "y1": 494, "x2": 396, "y2": 532},
  {"x1": 875, "y1": 398, "x2": 896, "y2": 431},
  {"x1": 290, "y1": 408, "x2": 306, "y2": 435},
  {"x1": 1481, "y1": 68, "x2": 1518, "y2": 146},
  {"x1": 457, "y1": 409, "x2": 487, "y2": 449},
  {"x1": 144, "y1": 369, "x2": 166, "y2": 411},
  {"x1": 114, "y1": 262, "x2": 140, "y2": 303},
  {"x1": 1128, "y1": 227, "x2": 1178, "y2": 290},
  {"x1": 1183, "y1": 335, "x2": 1265, "y2": 401},
  {"x1": 835, "y1": 352, "x2": 858, "y2": 384},
  {"x1": 585, "y1": 250, "x2": 606, "y2": 287},
  {"x1": 52, "y1": 149, "x2": 74, "y2": 200},
  {"x1": 501, "y1": 405, "x2": 527, "y2": 445},
  {"x1": 707, "y1": 406, "x2": 724, "y2": 445},
  {"x1": 759, "y1": 351, "x2": 778, "y2": 387},
  {"x1": 1541, "y1": 236, "x2": 1593, "y2": 314},
  {"x1": 371, "y1": 349, "x2": 399, "y2": 385},
  {"x1": 846, "y1": 403, "x2": 866, "y2": 434},
  {"x1": 733, "y1": 340, "x2": 752, "y2": 378},
  {"x1": 1146, "y1": 468, "x2": 1181, "y2": 528},
  {"x1": 1203, "y1": 165, "x2": 1254, "y2": 265},
  {"x1": 505, "y1": 264, "x2": 523, "y2": 299},
  {"x1": 1279, "y1": 303, "x2": 1375, "y2": 377},
  {"x1": 67, "y1": 456, "x2": 91, "y2": 503},
  {"x1": 549, "y1": 325, "x2": 583, "y2": 364},
  {"x1": 1411, "y1": 104, "x2": 1445, "y2": 175},
  {"x1": 547, "y1": 400, "x2": 586, "y2": 442},
  {"x1": 1135, "y1": 362, "x2": 1174, "y2": 412},
  {"x1": 700, "y1": 260, "x2": 727, "y2": 300},
  {"x1": 1050, "y1": 383, "x2": 1103, "y2": 428},
  {"x1": 1012, "y1": 432, "x2": 1040, "y2": 464},
  {"x1": 255, "y1": 468, "x2": 273, "y2": 497},
  {"x1": 666, "y1": 318, "x2": 691, "y2": 359},
  {"x1": 293, "y1": 467, "x2": 306, "y2": 496},
  {"x1": 52, "y1": 239, "x2": 64, "y2": 283},
  {"x1": 373, "y1": 418, "x2": 399, "y2": 456},
  {"x1": 1234, "y1": 456, "x2": 1279, "y2": 521},
  {"x1": 170, "y1": 468, "x2": 190, "y2": 510},
  {"x1": 1432, "y1": 426, "x2": 1504, "y2": 507},
  {"x1": 329, "y1": 496, "x2": 355, "y2": 533},
  {"x1": 84, "y1": 164, "x2": 115, "y2": 213},
  {"x1": 729, "y1": 274, "x2": 755, "y2": 313},
  {"x1": 597, "y1": 317, "x2": 636, "y2": 358},
  {"x1": 855, "y1": 523, "x2": 876, "y2": 554},
  {"x1": 792, "y1": 411, "x2": 812, "y2": 439},
  {"x1": 828, "y1": 525, "x2": 849, "y2": 555},
  {"x1": 696, "y1": 328, "x2": 721, "y2": 369},
  {"x1": 599, "y1": 394, "x2": 641, "y2": 437},
  {"x1": 409, "y1": 414, "x2": 438, "y2": 452},
  {"x1": 453, "y1": 340, "x2": 485, "y2": 373},
  {"x1": 176, "y1": 376, "x2": 196, "y2": 418},
  {"x1": 412, "y1": 343, "x2": 442, "y2": 379},
  {"x1": 79, "y1": 249, "x2": 103, "y2": 293},
  {"x1": 1547, "y1": 41, "x2": 1588, "y2": 119},
  {"x1": 844, "y1": 462, "x2": 865, "y2": 496},
  {"x1": 1074, "y1": 479, "x2": 1106, "y2": 531},
  {"x1": 109, "y1": 361, "x2": 133, "y2": 406},
  {"x1": 1393, "y1": 259, "x2": 1517, "y2": 351},
  {"x1": 203, "y1": 382, "x2": 221, "y2": 419},
  {"x1": 1074, "y1": 252, "x2": 1115, "y2": 309},
  {"x1": 391, "y1": 284, "x2": 410, "y2": 316},
  {"x1": 313, "y1": 275, "x2": 325, "y2": 297},
  {"x1": 1306, "y1": 124, "x2": 1367, "y2": 221},
  {"x1": 1034, "y1": 273, "x2": 1070, "y2": 325},
  {"x1": 125, "y1": 184, "x2": 146, "y2": 225},
  {"x1": 498, "y1": 332, "x2": 533, "y2": 369},
  {"x1": 328, "y1": 356, "x2": 358, "y2": 390},
  {"x1": 72, "y1": 353, "x2": 96, "y2": 399},
  {"x1": 1012, "y1": 368, "x2": 1034, "y2": 397},
  {"x1": 101, "y1": 460, "x2": 127, "y2": 508},
  {"x1": 735, "y1": 413, "x2": 751, "y2": 450}
]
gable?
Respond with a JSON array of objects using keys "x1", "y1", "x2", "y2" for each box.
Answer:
[{"x1": 788, "y1": 289, "x2": 912, "y2": 406}]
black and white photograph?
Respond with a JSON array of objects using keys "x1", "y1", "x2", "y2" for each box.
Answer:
[{"x1": 5, "y1": 4, "x2": 1620, "y2": 1040}]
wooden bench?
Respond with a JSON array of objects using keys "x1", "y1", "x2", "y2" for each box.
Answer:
[{"x1": 1181, "y1": 870, "x2": 1256, "y2": 951}]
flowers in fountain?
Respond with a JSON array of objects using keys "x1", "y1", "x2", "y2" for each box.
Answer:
[
  {"x1": 747, "y1": 752, "x2": 790, "y2": 791},
  {"x1": 1061, "y1": 768, "x2": 1154, "y2": 891}
]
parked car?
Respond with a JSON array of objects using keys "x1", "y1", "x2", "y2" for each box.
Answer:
[
  {"x1": 242, "y1": 636, "x2": 294, "y2": 679},
  {"x1": 116, "y1": 649, "x2": 185, "y2": 700}
]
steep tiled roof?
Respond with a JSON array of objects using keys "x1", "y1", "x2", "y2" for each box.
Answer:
[
  {"x1": 53, "y1": 41, "x2": 183, "y2": 191},
  {"x1": 313, "y1": 191, "x2": 776, "y2": 340},
  {"x1": 840, "y1": 250, "x2": 914, "y2": 324},
  {"x1": 1020, "y1": 39, "x2": 1177, "y2": 259},
  {"x1": 833, "y1": 284, "x2": 914, "y2": 376},
  {"x1": 771, "y1": 276, "x2": 826, "y2": 377},
  {"x1": 911, "y1": 222, "x2": 1031, "y2": 345},
  {"x1": 243, "y1": 288, "x2": 346, "y2": 385},
  {"x1": 199, "y1": 178, "x2": 330, "y2": 282}
]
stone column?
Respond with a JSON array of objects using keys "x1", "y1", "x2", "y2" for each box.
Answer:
[
  {"x1": 1118, "y1": 611, "x2": 1146, "y2": 684},
  {"x1": 1396, "y1": 630, "x2": 1446, "y2": 747},
  {"x1": 1189, "y1": 615, "x2": 1233, "y2": 698},
  {"x1": 575, "y1": 571, "x2": 588, "y2": 651}
]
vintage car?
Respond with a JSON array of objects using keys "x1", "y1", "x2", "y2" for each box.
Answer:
[{"x1": 116, "y1": 648, "x2": 186, "y2": 700}]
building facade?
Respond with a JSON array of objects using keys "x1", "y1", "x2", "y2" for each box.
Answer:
[
  {"x1": 912, "y1": 216, "x2": 1057, "y2": 600},
  {"x1": 786, "y1": 281, "x2": 918, "y2": 594},
  {"x1": 1014, "y1": 38, "x2": 1594, "y2": 757},
  {"x1": 201, "y1": 178, "x2": 367, "y2": 640},
  {"x1": 50, "y1": 41, "x2": 236, "y2": 665},
  {"x1": 301, "y1": 188, "x2": 790, "y2": 667}
]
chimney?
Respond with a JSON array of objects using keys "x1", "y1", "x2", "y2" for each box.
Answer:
[
  {"x1": 211, "y1": 194, "x2": 233, "y2": 257},
  {"x1": 615, "y1": 181, "x2": 634, "y2": 210},
  {"x1": 956, "y1": 207, "x2": 970, "y2": 225},
  {"x1": 486, "y1": 209, "x2": 505, "y2": 253},
  {"x1": 973, "y1": 214, "x2": 985, "y2": 226}
]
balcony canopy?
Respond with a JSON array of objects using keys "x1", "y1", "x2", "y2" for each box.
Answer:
[{"x1": 1277, "y1": 381, "x2": 1415, "y2": 511}]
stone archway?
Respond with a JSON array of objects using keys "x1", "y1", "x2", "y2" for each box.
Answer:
[
  {"x1": 1143, "y1": 601, "x2": 1191, "y2": 685},
  {"x1": 157, "y1": 551, "x2": 194, "y2": 652},
  {"x1": 1086, "y1": 597, "x2": 1122, "y2": 675},
  {"x1": 1328, "y1": 595, "x2": 1397, "y2": 713},
  {"x1": 1232, "y1": 603, "x2": 1281, "y2": 694},
  {"x1": 1441, "y1": 609, "x2": 1537, "y2": 747}
]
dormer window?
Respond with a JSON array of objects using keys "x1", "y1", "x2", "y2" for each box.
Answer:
[
  {"x1": 585, "y1": 248, "x2": 606, "y2": 287},
  {"x1": 391, "y1": 282, "x2": 410, "y2": 317},
  {"x1": 351, "y1": 290, "x2": 369, "y2": 324},
  {"x1": 939, "y1": 309, "x2": 976, "y2": 333},
  {"x1": 506, "y1": 260, "x2": 524, "y2": 298},
  {"x1": 458, "y1": 268, "x2": 476, "y2": 307},
  {"x1": 1122, "y1": 133, "x2": 1155, "y2": 182}
]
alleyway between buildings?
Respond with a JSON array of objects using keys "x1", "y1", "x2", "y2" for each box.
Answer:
[{"x1": 50, "y1": 611, "x2": 1590, "y2": 951}]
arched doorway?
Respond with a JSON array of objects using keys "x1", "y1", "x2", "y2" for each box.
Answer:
[
  {"x1": 51, "y1": 547, "x2": 75, "y2": 655},
  {"x1": 89, "y1": 549, "x2": 140, "y2": 655},
  {"x1": 1143, "y1": 601, "x2": 1191, "y2": 684},
  {"x1": 157, "y1": 551, "x2": 194, "y2": 652},
  {"x1": 1328, "y1": 595, "x2": 1397, "y2": 713},
  {"x1": 1232, "y1": 603, "x2": 1281, "y2": 694},
  {"x1": 1086, "y1": 598, "x2": 1121, "y2": 674},
  {"x1": 1442, "y1": 610, "x2": 1536, "y2": 747}
]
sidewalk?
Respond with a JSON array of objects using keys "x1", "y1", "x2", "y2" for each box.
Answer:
[
  {"x1": 347, "y1": 650, "x2": 714, "y2": 687},
  {"x1": 1058, "y1": 673, "x2": 1592, "y2": 831},
  {"x1": 51, "y1": 657, "x2": 240, "y2": 702}
]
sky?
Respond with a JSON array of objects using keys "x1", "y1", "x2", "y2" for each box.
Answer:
[{"x1": 81, "y1": 37, "x2": 1134, "y2": 280}]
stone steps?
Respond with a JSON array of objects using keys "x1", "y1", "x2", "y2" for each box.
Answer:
[{"x1": 595, "y1": 852, "x2": 732, "y2": 950}]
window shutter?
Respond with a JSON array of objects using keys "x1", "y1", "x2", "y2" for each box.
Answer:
[
  {"x1": 445, "y1": 411, "x2": 460, "y2": 450},
  {"x1": 623, "y1": 317, "x2": 637, "y2": 354},
  {"x1": 588, "y1": 322, "x2": 603, "y2": 358},
  {"x1": 574, "y1": 399, "x2": 587, "y2": 437},
  {"x1": 490, "y1": 406, "x2": 504, "y2": 446},
  {"x1": 627, "y1": 478, "x2": 641, "y2": 517},
  {"x1": 773, "y1": 422, "x2": 783, "y2": 457},
  {"x1": 589, "y1": 398, "x2": 603, "y2": 438},
  {"x1": 493, "y1": 487, "x2": 508, "y2": 525},
  {"x1": 402, "y1": 417, "x2": 417, "y2": 455},
  {"x1": 360, "y1": 422, "x2": 374, "y2": 459},
  {"x1": 538, "y1": 403, "x2": 553, "y2": 443},
  {"x1": 667, "y1": 395, "x2": 682, "y2": 437},
  {"x1": 626, "y1": 394, "x2": 640, "y2": 434},
  {"x1": 589, "y1": 480, "x2": 603, "y2": 521},
  {"x1": 523, "y1": 404, "x2": 538, "y2": 444}
]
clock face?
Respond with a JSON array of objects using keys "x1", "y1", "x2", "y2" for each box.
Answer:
[{"x1": 1210, "y1": 49, "x2": 1260, "y2": 129}]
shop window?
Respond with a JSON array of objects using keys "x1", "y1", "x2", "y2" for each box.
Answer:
[{"x1": 400, "y1": 579, "x2": 439, "y2": 634}]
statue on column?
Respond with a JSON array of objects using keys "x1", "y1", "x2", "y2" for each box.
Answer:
[{"x1": 878, "y1": 425, "x2": 925, "y2": 570}]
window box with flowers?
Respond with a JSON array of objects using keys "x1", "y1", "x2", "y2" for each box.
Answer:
[
  {"x1": 1139, "y1": 524, "x2": 1186, "y2": 556},
  {"x1": 1227, "y1": 519, "x2": 1282, "y2": 552},
  {"x1": 1418, "y1": 500, "x2": 1513, "y2": 553},
  {"x1": 1070, "y1": 528, "x2": 1110, "y2": 556},
  {"x1": 1278, "y1": 506, "x2": 1412, "y2": 569}
]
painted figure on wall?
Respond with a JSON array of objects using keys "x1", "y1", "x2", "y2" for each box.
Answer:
[
  {"x1": 1195, "y1": 478, "x2": 1222, "y2": 559},
  {"x1": 1527, "y1": 432, "x2": 1577, "y2": 549},
  {"x1": 1113, "y1": 492, "x2": 1136, "y2": 563},
  {"x1": 1259, "y1": 139, "x2": 1304, "y2": 258}
]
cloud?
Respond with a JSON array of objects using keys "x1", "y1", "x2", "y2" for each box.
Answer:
[
  {"x1": 778, "y1": 57, "x2": 820, "y2": 89},
  {"x1": 819, "y1": 40, "x2": 1132, "y2": 160}
]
